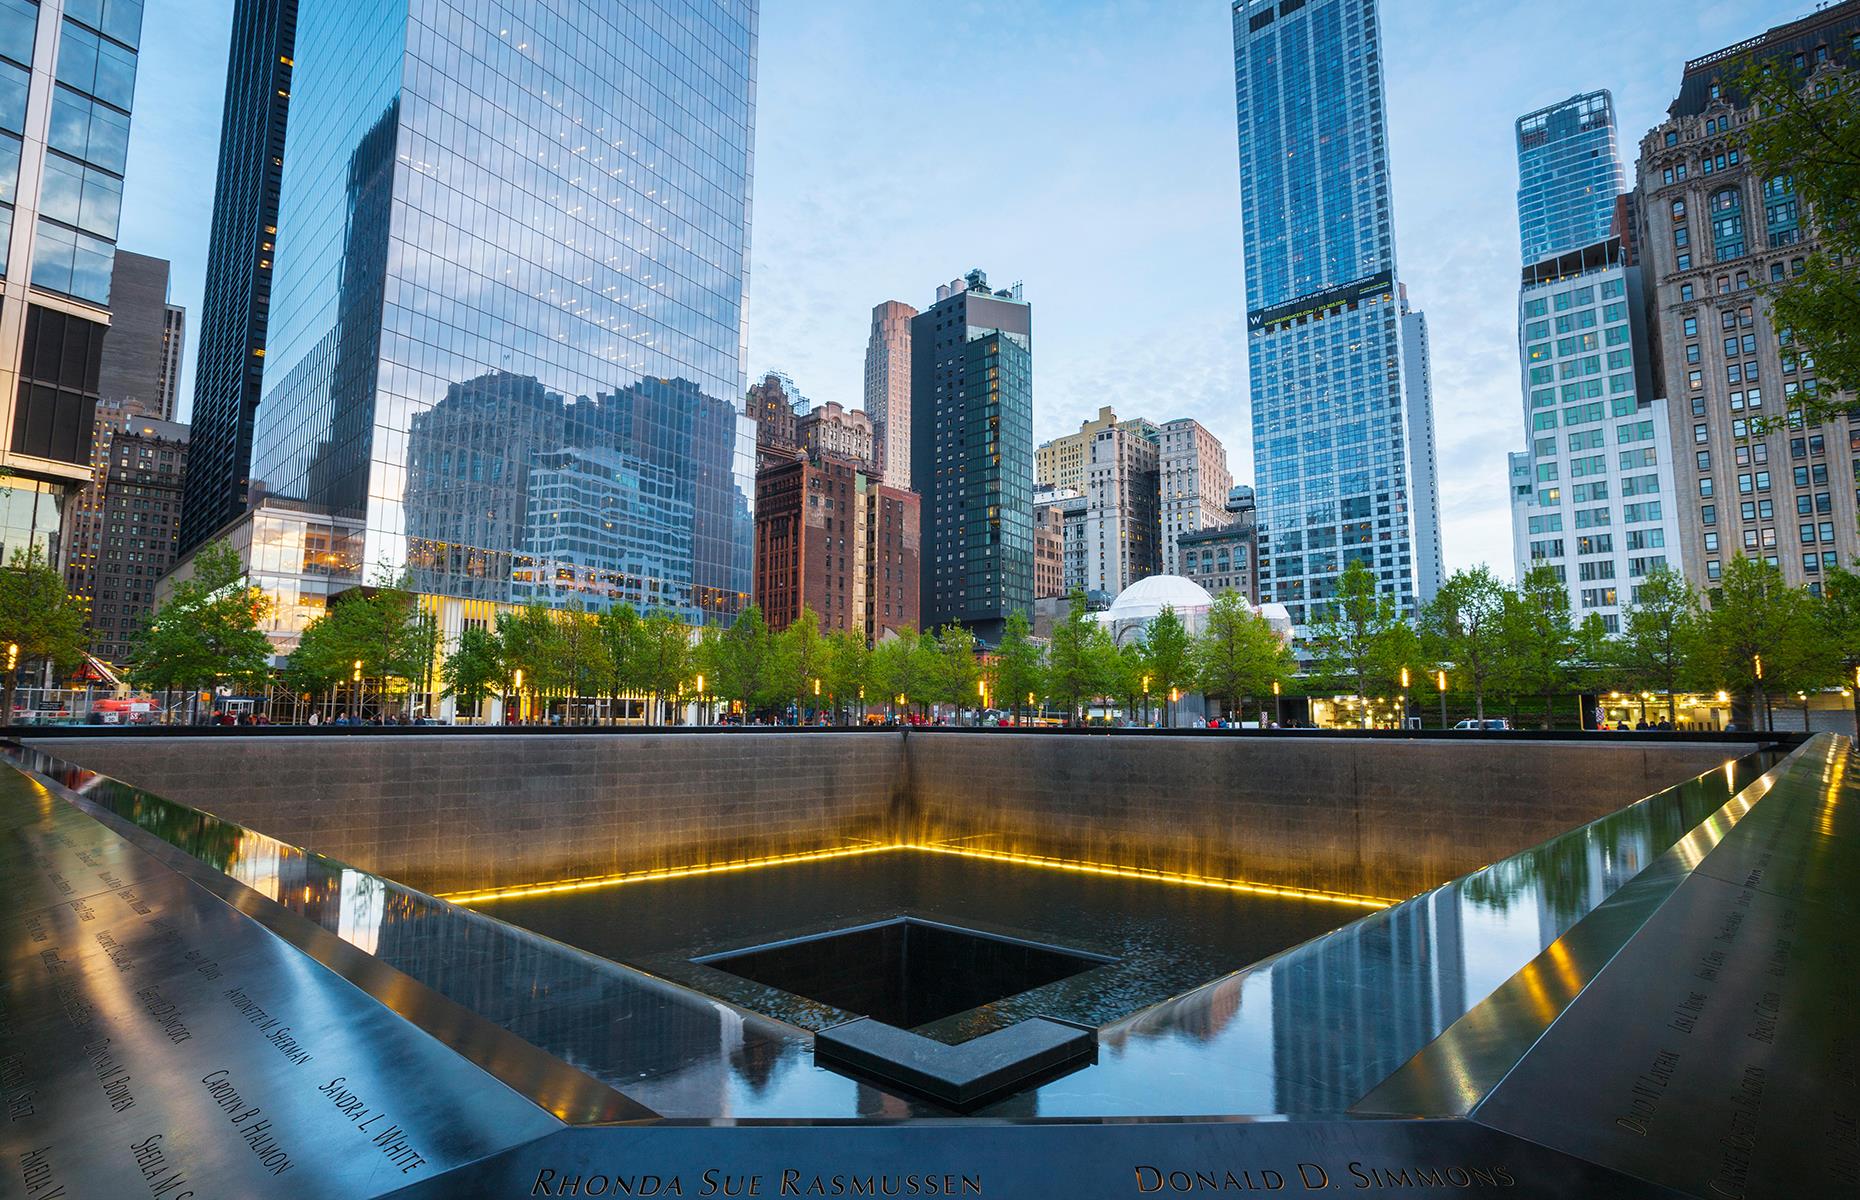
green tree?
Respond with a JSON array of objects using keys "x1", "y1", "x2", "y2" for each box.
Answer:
[
  {"x1": 773, "y1": 609, "x2": 830, "y2": 722},
  {"x1": 1737, "y1": 59, "x2": 1860, "y2": 415},
  {"x1": 1692, "y1": 555, "x2": 1824, "y2": 731},
  {"x1": 596, "y1": 603, "x2": 644, "y2": 721},
  {"x1": 709, "y1": 604, "x2": 776, "y2": 717},
  {"x1": 1820, "y1": 563, "x2": 1860, "y2": 737},
  {"x1": 823, "y1": 629, "x2": 871, "y2": 723},
  {"x1": 1423, "y1": 566, "x2": 1509, "y2": 720},
  {"x1": 494, "y1": 605, "x2": 561, "y2": 721},
  {"x1": 869, "y1": 627, "x2": 936, "y2": 718},
  {"x1": 1614, "y1": 565, "x2": 1700, "y2": 724},
  {"x1": 1500, "y1": 564, "x2": 1577, "y2": 729},
  {"x1": 1044, "y1": 591, "x2": 1112, "y2": 724},
  {"x1": 1140, "y1": 604, "x2": 1193, "y2": 727},
  {"x1": 129, "y1": 540, "x2": 272, "y2": 722},
  {"x1": 0, "y1": 544, "x2": 88, "y2": 723},
  {"x1": 930, "y1": 624, "x2": 981, "y2": 723},
  {"x1": 989, "y1": 609, "x2": 1045, "y2": 725},
  {"x1": 1569, "y1": 612, "x2": 1617, "y2": 716},
  {"x1": 1305, "y1": 559, "x2": 1409, "y2": 725},
  {"x1": 635, "y1": 609, "x2": 692, "y2": 724},
  {"x1": 1192, "y1": 590, "x2": 1293, "y2": 724},
  {"x1": 441, "y1": 625, "x2": 505, "y2": 721},
  {"x1": 297, "y1": 574, "x2": 443, "y2": 719}
]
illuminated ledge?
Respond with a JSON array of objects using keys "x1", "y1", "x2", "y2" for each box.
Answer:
[{"x1": 438, "y1": 842, "x2": 1395, "y2": 910}]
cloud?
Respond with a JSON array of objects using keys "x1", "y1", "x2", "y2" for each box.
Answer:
[{"x1": 127, "y1": 0, "x2": 1810, "y2": 580}]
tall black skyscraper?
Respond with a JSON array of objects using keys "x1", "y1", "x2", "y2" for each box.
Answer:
[
  {"x1": 176, "y1": 0, "x2": 295, "y2": 556},
  {"x1": 910, "y1": 269, "x2": 1034, "y2": 644}
]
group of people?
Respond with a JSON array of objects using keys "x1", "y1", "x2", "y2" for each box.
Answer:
[{"x1": 306, "y1": 711, "x2": 433, "y2": 726}]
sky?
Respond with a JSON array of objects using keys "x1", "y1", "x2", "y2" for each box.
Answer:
[{"x1": 120, "y1": 0, "x2": 1803, "y2": 577}]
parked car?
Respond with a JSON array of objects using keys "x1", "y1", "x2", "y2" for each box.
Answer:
[{"x1": 1452, "y1": 718, "x2": 1511, "y2": 731}]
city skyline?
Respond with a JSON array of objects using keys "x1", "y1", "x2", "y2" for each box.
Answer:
[{"x1": 121, "y1": 0, "x2": 1805, "y2": 582}]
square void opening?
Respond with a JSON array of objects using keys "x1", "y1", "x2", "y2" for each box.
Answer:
[{"x1": 695, "y1": 918, "x2": 1113, "y2": 1029}]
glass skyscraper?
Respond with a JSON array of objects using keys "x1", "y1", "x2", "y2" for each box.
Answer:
[
  {"x1": 177, "y1": 0, "x2": 294, "y2": 558},
  {"x1": 0, "y1": 0, "x2": 145, "y2": 567},
  {"x1": 910, "y1": 269, "x2": 1033, "y2": 644},
  {"x1": 215, "y1": 0, "x2": 757, "y2": 636},
  {"x1": 1232, "y1": 0, "x2": 1439, "y2": 630},
  {"x1": 1515, "y1": 92, "x2": 1625, "y2": 267}
]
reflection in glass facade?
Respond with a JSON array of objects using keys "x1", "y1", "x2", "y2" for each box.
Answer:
[
  {"x1": 1515, "y1": 92, "x2": 1624, "y2": 266},
  {"x1": 177, "y1": 0, "x2": 295, "y2": 558},
  {"x1": 0, "y1": 0, "x2": 144, "y2": 566},
  {"x1": 244, "y1": 0, "x2": 757, "y2": 624},
  {"x1": 1232, "y1": 0, "x2": 1437, "y2": 630}
]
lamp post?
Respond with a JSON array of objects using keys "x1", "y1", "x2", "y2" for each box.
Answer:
[
  {"x1": 512, "y1": 668, "x2": 524, "y2": 725},
  {"x1": 1272, "y1": 679, "x2": 1282, "y2": 728},
  {"x1": 1141, "y1": 674, "x2": 1151, "y2": 727},
  {"x1": 1436, "y1": 669, "x2": 1448, "y2": 729},
  {"x1": 977, "y1": 676, "x2": 987, "y2": 727},
  {"x1": 352, "y1": 659, "x2": 363, "y2": 722},
  {"x1": 1399, "y1": 668, "x2": 1410, "y2": 731},
  {"x1": 695, "y1": 673, "x2": 706, "y2": 726},
  {"x1": 1753, "y1": 653, "x2": 1767, "y2": 732},
  {"x1": 811, "y1": 676, "x2": 820, "y2": 726}
]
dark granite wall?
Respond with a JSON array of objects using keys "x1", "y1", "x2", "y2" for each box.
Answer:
[
  {"x1": 32, "y1": 733, "x2": 901, "y2": 894},
  {"x1": 30, "y1": 733, "x2": 1751, "y2": 900},
  {"x1": 900, "y1": 735, "x2": 1753, "y2": 899}
]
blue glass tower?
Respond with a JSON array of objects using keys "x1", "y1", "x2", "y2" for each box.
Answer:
[
  {"x1": 1515, "y1": 92, "x2": 1625, "y2": 264},
  {"x1": 240, "y1": 0, "x2": 758, "y2": 626},
  {"x1": 1232, "y1": 0, "x2": 1437, "y2": 629}
]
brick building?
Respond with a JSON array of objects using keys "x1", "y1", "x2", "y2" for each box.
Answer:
[{"x1": 755, "y1": 451, "x2": 919, "y2": 639}]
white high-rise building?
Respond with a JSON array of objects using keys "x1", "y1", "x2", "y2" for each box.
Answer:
[
  {"x1": 1401, "y1": 302, "x2": 1444, "y2": 603},
  {"x1": 1158, "y1": 418, "x2": 1232, "y2": 575},
  {"x1": 1508, "y1": 248, "x2": 1682, "y2": 630},
  {"x1": 1507, "y1": 91, "x2": 1684, "y2": 629},
  {"x1": 863, "y1": 300, "x2": 915, "y2": 489}
]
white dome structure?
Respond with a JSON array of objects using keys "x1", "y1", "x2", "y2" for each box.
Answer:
[
  {"x1": 1098, "y1": 575, "x2": 1216, "y2": 646},
  {"x1": 1103, "y1": 575, "x2": 1214, "y2": 624}
]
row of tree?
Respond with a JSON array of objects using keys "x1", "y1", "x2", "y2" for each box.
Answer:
[
  {"x1": 6, "y1": 529, "x2": 1860, "y2": 733},
  {"x1": 1303, "y1": 555, "x2": 1860, "y2": 731},
  {"x1": 416, "y1": 589, "x2": 1296, "y2": 725}
]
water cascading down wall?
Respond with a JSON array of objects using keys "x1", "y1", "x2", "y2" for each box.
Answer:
[{"x1": 28, "y1": 732, "x2": 1758, "y2": 903}]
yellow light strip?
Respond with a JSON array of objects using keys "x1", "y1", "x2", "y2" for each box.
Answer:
[
  {"x1": 439, "y1": 842, "x2": 1396, "y2": 911},
  {"x1": 898, "y1": 842, "x2": 1395, "y2": 909},
  {"x1": 438, "y1": 843, "x2": 903, "y2": 904}
]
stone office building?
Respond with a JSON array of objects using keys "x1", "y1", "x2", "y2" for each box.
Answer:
[
  {"x1": 84, "y1": 414, "x2": 188, "y2": 663},
  {"x1": 797, "y1": 401, "x2": 876, "y2": 473},
  {"x1": 63, "y1": 250, "x2": 185, "y2": 623},
  {"x1": 1179, "y1": 486, "x2": 1260, "y2": 603},
  {"x1": 1636, "y1": 3, "x2": 1860, "y2": 593},
  {"x1": 1158, "y1": 417, "x2": 1232, "y2": 575}
]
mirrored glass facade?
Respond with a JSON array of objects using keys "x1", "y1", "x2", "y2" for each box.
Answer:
[
  {"x1": 1233, "y1": 0, "x2": 1432, "y2": 629},
  {"x1": 1515, "y1": 91, "x2": 1624, "y2": 266},
  {"x1": 245, "y1": 0, "x2": 757, "y2": 623},
  {"x1": 0, "y1": 0, "x2": 145, "y2": 565}
]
